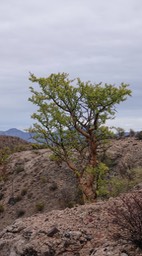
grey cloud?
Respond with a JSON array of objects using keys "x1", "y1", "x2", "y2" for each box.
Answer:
[{"x1": 0, "y1": 0, "x2": 142, "y2": 130}]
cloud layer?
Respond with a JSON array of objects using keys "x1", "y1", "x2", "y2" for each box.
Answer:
[{"x1": 0, "y1": 0, "x2": 142, "y2": 131}]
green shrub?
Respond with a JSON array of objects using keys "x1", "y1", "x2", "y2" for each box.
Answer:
[
  {"x1": 35, "y1": 202, "x2": 44, "y2": 212},
  {"x1": 0, "y1": 147, "x2": 11, "y2": 165},
  {"x1": 32, "y1": 143, "x2": 48, "y2": 150},
  {"x1": 110, "y1": 178, "x2": 135, "y2": 197},
  {"x1": 40, "y1": 176, "x2": 47, "y2": 183},
  {"x1": 0, "y1": 174, "x2": 8, "y2": 182},
  {"x1": 131, "y1": 167, "x2": 142, "y2": 183},
  {"x1": 98, "y1": 167, "x2": 142, "y2": 198},
  {"x1": 136, "y1": 131, "x2": 142, "y2": 140},
  {"x1": 14, "y1": 165, "x2": 25, "y2": 174},
  {"x1": 0, "y1": 204, "x2": 4, "y2": 213}
]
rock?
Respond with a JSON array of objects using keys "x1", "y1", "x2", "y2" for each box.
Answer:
[
  {"x1": 47, "y1": 226, "x2": 59, "y2": 237},
  {"x1": 0, "y1": 199, "x2": 140, "y2": 256},
  {"x1": 20, "y1": 247, "x2": 38, "y2": 256}
]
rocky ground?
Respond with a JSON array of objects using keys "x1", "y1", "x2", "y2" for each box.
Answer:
[
  {"x1": 0, "y1": 196, "x2": 142, "y2": 256},
  {"x1": 0, "y1": 136, "x2": 142, "y2": 255},
  {"x1": 0, "y1": 149, "x2": 83, "y2": 230},
  {"x1": 106, "y1": 137, "x2": 142, "y2": 174}
]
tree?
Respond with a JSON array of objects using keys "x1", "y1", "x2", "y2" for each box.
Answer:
[
  {"x1": 28, "y1": 72, "x2": 131, "y2": 201},
  {"x1": 115, "y1": 127, "x2": 125, "y2": 139},
  {"x1": 136, "y1": 131, "x2": 142, "y2": 140},
  {"x1": 129, "y1": 128, "x2": 135, "y2": 137}
]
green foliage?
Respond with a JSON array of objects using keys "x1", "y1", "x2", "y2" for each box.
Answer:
[
  {"x1": 130, "y1": 167, "x2": 142, "y2": 184},
  {"x1": 108, "y1": 177, "x2": 134, "y2": 197},
  {"x1": 136, "y1": 131, "x2": 142, "y2": 140},
  {"x1": 28, "y1": 72, "x2": 131, "y2": 200},
  {"x1": 129, "y1": 128, "x2": 135, "y2": 137},
  {"x1": 98, "y1": 167, "x2": 142, "y2": 198},
  {"x1": 0, "y1": 147, "x2": 11, "y2": 165},
  {"x1": 40, "y1": 175, "x2": 47, "y2": 183},
  {"x1": 31, "y1": 143, "x2": 48, "y2": 150},
  {"x1": 14, "y1": 165, "x2": 25, "y2": 174},
  {"x1": 0, "y1": 174, "x2": 8, "y2": 182},
  {"x1": 29, "y1": 73, "x2": 131, "y2": 149},
  {"x1": 0, "y1": 204, "x2": 4, "y2": 213},
  {"x1": 114, "y1": 127, "x2": 125, "y2": 139},
  {"x1": 13, "y1": 144, "x2": 30, "y2": 152},
  {"x1": 0, "y1": 144, "x2": 30, "y2": 166},
  {"x1": 29, "y1": 73, "x2": 131, "y2": 156},
  {"x1": 85, "y1": 162, "x2": 109, "y2": 195},
  {"x1": 35, "y1": 202, "x2": 45, "y2": 212}
]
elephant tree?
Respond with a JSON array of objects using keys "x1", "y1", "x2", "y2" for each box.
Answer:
[{"x1": 28, "y1": 73, "x2": 131, "y2": 201}]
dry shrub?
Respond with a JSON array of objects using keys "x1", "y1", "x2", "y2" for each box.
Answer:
[{"x1": 109, "y1": 191, "x2": 142, "y2": 249}]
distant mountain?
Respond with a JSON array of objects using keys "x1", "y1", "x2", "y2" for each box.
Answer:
[{"x1": 0, "y1": 128, "x2": 34, "y2": 142}]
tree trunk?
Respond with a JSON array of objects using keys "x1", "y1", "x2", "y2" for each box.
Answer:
[
  {"x1": 79, "y1": 172, "x2": 97, "y2": 202},
  {"x1": 78, "y1": 137, "x2": 98, "y2": 201},
  {"x1": 66, "y1": 137, "x2": 98, "y2": 202},
  {"x1": 89, "y1": 138, "x2": 97, "y2": 167}
]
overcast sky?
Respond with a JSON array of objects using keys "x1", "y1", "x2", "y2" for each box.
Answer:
[{"x1": 0, "y1": 0, "x2": 142, "y2": 131}]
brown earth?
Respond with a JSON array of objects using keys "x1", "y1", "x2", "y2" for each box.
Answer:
[{"x1": 0, "y1": 136, "x2": 142, "y2": 255}]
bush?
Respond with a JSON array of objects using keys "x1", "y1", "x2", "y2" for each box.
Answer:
[
  {"x1": 97, "y1": 167, "x2": 142, "y2": 198},
  {"x1": 136, "y1": 131, "x2": 142, "y2": 140},
  {"x1": 0, "y1": 204, "x2": 4, "y2": 213},
  {"x1": 0, "y1": 147, "x2": 11, "y2": 165},
  {"x1": 32, "y1": 143, "x2": 48, "y2": 150},
  {"x1": 129, "y1": 128, "x2": 135, "y2": 137},
  {"x1": 109, "y1": 192, "x2": 142, "y2": 248},
  {"x1": 35, "y1": 202, "x2": 44, "y2": 212},
  {"x1": 14, "y1": 165, "x2": 25, "y2": 174},
  {"x1": 97, "y1": 176, "x2": 134, "y2": 198},
  {"x1": 16, "y1": 209, "x2": 25, "y2": 218},
  {"x1": 21, "y1": 188, "x2": 27, "y2": 196}
]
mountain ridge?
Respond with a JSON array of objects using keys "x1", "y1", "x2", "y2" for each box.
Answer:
[{"x1": 0, "y1": 128, "x2": 33, "y2": 142}]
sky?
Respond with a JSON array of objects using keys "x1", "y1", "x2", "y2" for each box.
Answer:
[{"x1": 0, "y1": 0, "x2": 142, "y2": 131}]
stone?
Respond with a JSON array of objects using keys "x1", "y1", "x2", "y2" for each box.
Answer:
[{"x1": 47, "y1": 226, "x2": 59, "y2": 237}]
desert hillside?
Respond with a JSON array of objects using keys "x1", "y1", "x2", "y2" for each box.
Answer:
[
  {"x1": 0, "y1": 192, "x2": 142, "y2": 256},
  {"x1": 0, "y1": 135, "x2": 31, "y2": 150},
  {"x1": 0, "y1": 136, "x2": 142, "y2": 255},
  {"x1": 0, "y1": 148, "x2": 83, "y2": 231}
]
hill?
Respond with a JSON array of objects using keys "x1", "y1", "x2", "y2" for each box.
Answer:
[
  {"x1": 0, "y1": 135, "x2": 31, "y2": 150},
  {"x1": 0, "y1": 137, "x2": 142, "y2": 255},
  {"x1": 0, "y1": 128, "x2": 34, "y2": 142}
]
